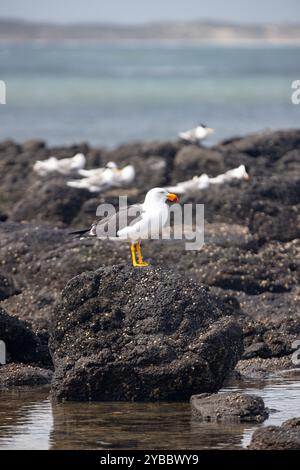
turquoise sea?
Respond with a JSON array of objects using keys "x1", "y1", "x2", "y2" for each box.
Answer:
[{"x1": 0, "y1": 42, "x2": 299, "y2": 146}]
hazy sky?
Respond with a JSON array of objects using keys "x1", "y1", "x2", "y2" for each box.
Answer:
[{"x1": 1, "y1": 0, "x2": 300, "y2": 24}]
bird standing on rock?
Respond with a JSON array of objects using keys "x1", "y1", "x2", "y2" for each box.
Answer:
[
  {"x1": 70, "y1": 187, "x2": 179, "y2": 267},
  {"x1": 179, "y1": 123, "x2": 214, "y2": 145}
]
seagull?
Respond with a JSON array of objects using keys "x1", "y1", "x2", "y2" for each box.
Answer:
[
  {"x1": 69, "y1": 187, "x2": 179, "y2": 267},
  {"x1": 179, "y1": 123, "x2": 214, "y2": 145},
  {"x1": 167, "y1": 165, "x2": 249, "y2": 195},
  {"x1": 67, "y1": 162, "x2": 135, "y2": 193},
  {"x1": 78, "y1": 161, "x2": 117, "y2": 178},
  {"x1": 209, "y1": 164, "x2": 249, "y2": 185},
  {"x1": 33, "y1": 153, "x2": 86, "y2": 177}
]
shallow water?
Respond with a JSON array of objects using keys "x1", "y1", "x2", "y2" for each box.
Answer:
[
  {"x1": 0, "y1": 374, "x2": 299, "y2": 450},
  {"x1": 0, "y1": 43, "x2": 299, "y2": 146}
]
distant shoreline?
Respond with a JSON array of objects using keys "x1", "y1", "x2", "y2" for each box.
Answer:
[
  {"x1": 1, "y1": 18, "x2": 300, "y2": 45},
  {"x1": 1, "y1": 39, "x2": 300, "y2": 47}
]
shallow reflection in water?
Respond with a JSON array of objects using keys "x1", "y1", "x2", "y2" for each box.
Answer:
[
  {"x1": 49, "y1": 401, "x2": 249, "y2": 450},
  {"x1": 0, "y1": 387, "x2": 52, "y2": 450},
  {"x1": 0, "y1": 375, "x2": 299, "y2": 450}
]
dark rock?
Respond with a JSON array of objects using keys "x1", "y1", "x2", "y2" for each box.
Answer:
[
  {"x1": 0, "y1": 222, "x2": 130, "y2": 328},
  {"x1": 249, "y1": 417, "x2": 300, "y2": 450},
  {"x1": 191, "y1": 392, "x2": 268, "y2": 422},
  {"x1": 0, "y1": 129, "x2": 300, "y2": 383},
  {"x1": 1, "y1": 130, "x2": 299, "y2": 238},
  {"x1": 236, "y1": 356, "x2": 293, "y2": 379},
  {"x1": 0, "y1": 363, "x2": 52, "y2": 387},
  {"x1": 180, "y1": 241, "x2": 299, "y2": 295},
  {"x1": 11, "y1": 178, "x2": 92, "y2": 226},
  {"x1": 0, "y1": 307, "x2": 51, "y2": 366},
  {"x1": 249, "y1": 202, "x2": 300, "y2": 244},
  {"x1": 240, "y1": 312, "x2": 300, "y2": 359},
  {"x1": 171, "y1": 145, "x2": 225, "y2": 182},
  {"x1": 22, "y1": 140, "x2": 46, "y2": 152},
  {"x1": 186, "y1": 177, "x2": 300, "y2": 244},
  {"x1": 50, "y1": 265, "x2": 243, "y2": 401},
  {"x1": 242, "y1": 342, "x2": 272, "y2": 359},
  {"x1": 0, "y1": 272, "x2": 20, "y2": 301},
  {"x1": 0, "y1": 210, "x2": 7, "y2": 222},
  {"x1": 217, "y1": 129, "x2": 300, "y2": 161}
]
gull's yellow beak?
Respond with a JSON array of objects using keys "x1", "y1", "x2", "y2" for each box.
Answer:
[{"x1": 166, "y1": 192, "x2": 179, "y2": 203}]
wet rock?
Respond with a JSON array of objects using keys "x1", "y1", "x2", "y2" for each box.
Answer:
[
  {"x1": 191, "y1": 392, "x2": 268, "y2": 422},
  {"x1": 50, "y1": 265, "x2": 243, "y2": 401},
  {"x1": 241, "y1": 313, "x2": 300, "y2": 359},
  {"x1": 249, "y1": 417, "x2": 300, "y2": 450},
  {"x1": 235, "y1": 356, "x2": 293, "y2": 379},
  {"x1": 0, "y1": 363, "x2": 52, "y2": 387},
  {"x1": 242, "y1": 342, "x2": 272, "y2": 360},
  {"x1": 0, "y1": 307, "x2": 51, "y2": 366}
]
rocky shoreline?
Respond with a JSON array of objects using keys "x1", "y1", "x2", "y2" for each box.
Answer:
[{"x1": 0, "y1": 129, "x2": 299, "y2": 448}]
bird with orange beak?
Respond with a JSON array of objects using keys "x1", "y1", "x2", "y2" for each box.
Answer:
[{"x1": 70, "y1": 187, "x2": 179, "y2": 267}]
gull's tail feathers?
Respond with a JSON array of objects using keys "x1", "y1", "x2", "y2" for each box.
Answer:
[{"x1": 69, "y1": 224, "x2": 97, "y2": 237}]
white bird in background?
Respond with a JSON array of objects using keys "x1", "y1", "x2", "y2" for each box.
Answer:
[
  {"x1": 167, "y1": 165, "x2": 249, "y2": 195},
  {"x1": 78, "y1": 161, "x2": 117, "y2": 178},
  {"x1": 67, "y1": 161, "x2": 135, "y2": 193},
  {"x1": 33, "y1": 153, "x2": 86, "y2": 177},
  {"x1": 209, "y1": 164, "x2": 249, "y2": 185},
  {"x1": 179, "y1": 123, "x2": 214, "y2": 145},
  {"x1": 69, "y1": 187, "x2": 179, "y2": 267}
]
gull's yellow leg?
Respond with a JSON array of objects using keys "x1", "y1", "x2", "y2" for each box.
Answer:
[
  {"x1": 130, "y1": 242, "x2": 138, "y2": 267},
  {"x1": 136, "y1": 241, "x2": 149, "y2": 267}
]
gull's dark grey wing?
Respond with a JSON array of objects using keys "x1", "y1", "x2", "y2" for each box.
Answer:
[
  {"x1": 69, "y1": 203, "x2": 144, "y2": 238},
  {"x1": 95, "y1": 203, "x2": 144, "y2": 237}
]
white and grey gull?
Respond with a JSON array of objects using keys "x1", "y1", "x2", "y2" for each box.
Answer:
[
  {"x1": 70, "y1": 187, "x2": 179, "y2": 267},
  {"x1": 179, "y1": 123, "x2": 214, "y2": 145},
  {"x1": 67, "y1": 161, "x2": 135, "y2": 193}
]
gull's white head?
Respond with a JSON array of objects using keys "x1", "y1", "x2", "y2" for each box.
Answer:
[
  {"x1": 198, "y1": 123, "x2": 214, "y2": 135},
  {"x1": 144, "y1": 187, "x2": 179, "y2": 207}
]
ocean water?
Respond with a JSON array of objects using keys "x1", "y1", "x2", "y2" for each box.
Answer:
[{"x1": 0, "y1": 42, "x2": 299, "y2": 147}]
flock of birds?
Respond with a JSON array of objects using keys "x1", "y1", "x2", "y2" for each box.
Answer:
[
  {"x1": 34, "y1": 154, "x2": 135, "y2": 193},
  {"x1": 33, "y1": 125, "x2": 249, "y2": 266}
]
